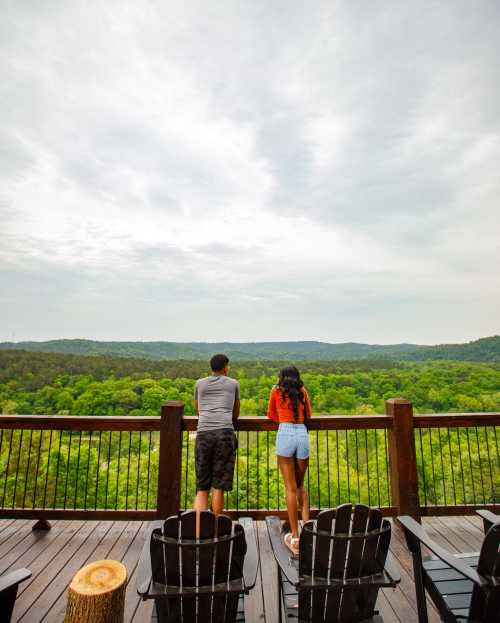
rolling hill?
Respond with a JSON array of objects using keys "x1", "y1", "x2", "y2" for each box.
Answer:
[{"x1": 0, "y1": 336, "x2": 498, "y2": 362}]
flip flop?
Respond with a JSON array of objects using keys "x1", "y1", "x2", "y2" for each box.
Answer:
[{"x1": 284, "y1": 532, "x2": 300, "y2": 556}]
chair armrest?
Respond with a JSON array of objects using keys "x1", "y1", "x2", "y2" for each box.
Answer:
[
  {"x1": 239, "y1": 517, "x2": 260, "y2": 591},
  {"x1": 475, "y1": 509, "x2": 499, "y2": 534},
  {"x1": 136, "y1": 520, "x2": 164, "y2": 597},
  {"x1": 398, "y1": 516, "x2": 487, "y2": 587},
  {"x1": 265, "y1": 516, "x2": 299, "y2": 586},
  {"x1": 384, "y1": 551, "x2": 401, "y2": 585},
  {"x1": 0, "y1": 568, "x2": 32, "y2": 593}
]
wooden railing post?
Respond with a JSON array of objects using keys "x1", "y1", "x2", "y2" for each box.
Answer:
[
  {"x1": 157, "y1": 401, "x2": 184, "y2": 518},
  {"x1": 386, "y1": 398, "x2": 421, "y2": 522}
]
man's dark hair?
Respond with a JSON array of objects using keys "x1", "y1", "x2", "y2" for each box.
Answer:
[{"x1": 210, "y1": 353, "x2": 229, "y2": 372}]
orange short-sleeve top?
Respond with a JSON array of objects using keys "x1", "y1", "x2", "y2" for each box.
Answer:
[{"x1": 267, "y1": 385, "x2": 311, "y2": 424}]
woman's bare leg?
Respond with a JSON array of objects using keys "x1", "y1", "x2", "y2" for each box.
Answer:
[
  {"x1": 277, "y1": 456, "x2": 299, "y2": 538},
  {"x1": 295, "y1": 457, "x2": 310, "y2": 522}
]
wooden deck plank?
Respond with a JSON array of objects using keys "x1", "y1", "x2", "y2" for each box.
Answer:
[
  {"x1": 0, "y1": 520, "x2": 68, "y2": 576},
  {"x1": 257, "y1": 519, "x2": 279, "y2": 623},
  {"x1": 14, "y1": 520, "x2": 95, "y2": 619},
  {"x1": 42, "y1": 521, "x2": 130, "y2": 623},
  {"x1": 0, "y1": 516, "x2": 488, "y2": 622},
  {"x1": 244, "y1": 519, "x2": 266, "y2": 623},
  {"x1": 389, "y1": 521, "x2": 441, "y2": 623},
  {"x1": 23, "y1": 521, "x2": 115, "y2": 619}
]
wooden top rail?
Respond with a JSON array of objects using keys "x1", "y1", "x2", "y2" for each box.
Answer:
[
  {"x1": 413, "y1": 412, "x2": 500, "y2": 428},
  {"x1": 1, "y1": 412, "x2": 498, "y2": 432},
  {"x1": 0, "y1": 415, "x2": 162, "y2": 431},
  {"x1": 181, "y1": 415, "x2": 393, "y2": 431}
]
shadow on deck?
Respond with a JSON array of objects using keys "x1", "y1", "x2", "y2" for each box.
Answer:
[{"x1": 0, "y1": 515, "x2": 487, "y2": 622}]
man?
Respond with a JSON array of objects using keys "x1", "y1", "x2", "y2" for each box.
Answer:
[{"x1": 193, "y1": 353, "x2": 240, "y2": 516}]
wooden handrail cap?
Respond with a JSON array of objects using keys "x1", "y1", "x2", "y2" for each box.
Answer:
[
  {"x1": 385, "y1": 398, "x2": 412, "y2": 405},
  {"x1": 163, "y1": 400, "x2": 184, "y2": 408}
]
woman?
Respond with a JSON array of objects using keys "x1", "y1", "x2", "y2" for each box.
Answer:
[{"x1": 267, "y1": 365, "x2": 311, "y2": 555}]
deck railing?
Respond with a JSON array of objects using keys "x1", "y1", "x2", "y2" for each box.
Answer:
[{"x1": 0, "y1": 400, "x2": 498, "y2": 525}]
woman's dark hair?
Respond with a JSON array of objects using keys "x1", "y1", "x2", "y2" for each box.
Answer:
[{"x1": 278, "y1": 365, "x2": 308, "y2": 422}]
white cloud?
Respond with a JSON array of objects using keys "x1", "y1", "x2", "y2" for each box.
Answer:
[{"x1": 1, "y1": 0, "x2": 499, "y2": 343}]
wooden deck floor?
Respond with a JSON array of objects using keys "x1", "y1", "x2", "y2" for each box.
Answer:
[{"x1": 0, "y1": 515, "x2": 487, "y2": 622}]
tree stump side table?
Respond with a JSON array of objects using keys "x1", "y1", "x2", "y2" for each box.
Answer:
[{"x1": 64, "y1": 560, "x2": 127, "y2": 623}]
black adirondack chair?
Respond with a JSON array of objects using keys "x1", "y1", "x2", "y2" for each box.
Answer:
[
  {"x1": 399, "y1": 513, "x2": 500, "y2": 622},
  {"x1": 266, "y1": 504, "x2": 401, "y2": 623},
  {"x1": 0, "y1": 568, "x2": 32, "y2": 623},
  {"x1": 137, "y1": 510, "x2": 259, "y2": 623}
]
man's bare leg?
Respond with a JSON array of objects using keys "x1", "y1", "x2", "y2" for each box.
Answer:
[
  {"x1": 194, "y1": 490, "x2": 209, "y2": 511},
  {"x1": 211, "y1": 488, "x2": 224, "y2": 516}
]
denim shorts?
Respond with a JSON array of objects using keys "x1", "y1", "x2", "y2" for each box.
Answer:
[{"x1": 276, "y1": 423, "x2": 310, "y2": 459}]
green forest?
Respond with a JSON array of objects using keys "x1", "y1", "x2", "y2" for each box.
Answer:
[
  {"x1": 1, "y1": 350, "x2": 500, "y2": 416},
  {"x1": 0, "y1": 350, "x2": 499, "y2": 513}
]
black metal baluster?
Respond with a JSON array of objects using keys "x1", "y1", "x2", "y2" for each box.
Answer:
[
  {"x1": 383, "y1": 428, "x2": 390, "y2": 506},
  {"x1": 326, "y1": 430, "x2": 331, "y2": 508},
  {"x1": 417, "y1": 428, "x2": 427, "y2": 506},
  {"x1": 136, "y1": 431, "x2": 141, "y2": 510},
  {"x1": 428, "y1": 428, "x2": 438, "y2": 504},
  {"x1": 42, "y1": 430, "x2": 53, "y2": 509},
  {"x1": 105, "y1": 431, "x2": 112, "y2": 509},
  {"x1": 484, "y1": 427, "x2": 494, "y2": 503},
  {"x1": 63, "y1": 431, "x2": 72, "y2": 510},
  {"x1": 246, "y1": 431, "x2": 250, "y2": 510},
  {"x1": 126, "y1": 431, "x2": 132, "y2": 510},
  {"x1": 53, "y1": 430, "x2": 63, "y2": 508},
  {"x1": 256, "y1": 431, "x2": 260, "y2": 510},
  {"x1": 277, "y1": 435, "x2": 281, "y2": 511},
  {"x1": 32, "y1": 430, "x2": 43, "y2": 508},
  {"x1": 84, "y1": 431, "x2": 92, "y2": 510},
  {"x1": 12, "y1": 430, "x2": 24, "y2": 508},
  {"x1": 493, "y1": 427, "x2": 500, "y2": 472},
  {"x1": 115, "y1": 431, "x2": 122, "y2": 510},
  {"x1": 316, "y1": 430, "x2": 320, "y2": 509},
  {"x1": 465, "y1": 428, "x2": 476, "y2": 504},
  {"x1": 266, "y1": 431, "x2": 270, "y2": 510},
  {"x1": 446, "y1": 426, "x2": 457, "y2": 506},
  {"x1": 437, "y1": 427, "x2": 447, "y2": 505},
  {"x1": 183, "y1": 431, "x2": 189, "y2": 510},
  {"x1": 374, "y1": 429, "x2": 381, "y2": 507},
  {"x1": 346, "y1": 429, "x2": 350, "y2": 502},
  {"x1": 236, "y1": 431, "x2": 239, "y2": 512},
  {"x1": 456, "y1": 427, "x2": 467, "y2": 503},
  {"x1": 474, "y1": 426, "x2": 486, "y2": 504},
  {"x1": 73, "y1": 431, "x2": 82, "y2": 509},
  {"x1": 146, "y1": 431, "x2": 151, "y2": 510},
  {"x1": 95, "y1": 430, "x2": 102, "y2": 510},
  {"x1": 355, "y1": 429, "x2": 360, "y2": 503},
  {"x1": 364, "y1": 429, "x2": 370, "y2": 506},
  {"x1": 1, "y1": 430, "x2": 14, "y2": 508},
  {"x1": 336, "y1": 430, "x2": 340, "y2": 505},
  {"x1": 22, "y1": 429, "x2": 33, "y2": 508}
]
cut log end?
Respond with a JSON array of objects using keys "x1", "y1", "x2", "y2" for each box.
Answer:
[
  {"x1": 64, "y1": 560, "x2": 127, "y2": 623},
  {"x1": 70, "y1": 560, "x2": 127, "y2": 596}
]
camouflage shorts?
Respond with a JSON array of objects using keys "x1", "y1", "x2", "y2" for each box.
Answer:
[{"x1": 195, "y1": 428, "x2": 237, "y2": 491}]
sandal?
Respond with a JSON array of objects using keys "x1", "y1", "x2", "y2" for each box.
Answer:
[{"x1": 284, "y1": 532, "x2": 300, "y2": 556}]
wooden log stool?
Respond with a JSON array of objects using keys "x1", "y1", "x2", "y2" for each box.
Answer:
[{"x1": 64, "y1": 560, "x2": 127, "y2": 623}]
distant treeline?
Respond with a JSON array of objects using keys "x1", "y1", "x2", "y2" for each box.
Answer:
[
  {"x1": 1, "y1": 335, "x2": 499, "y2": 362},
  {"x1": 1, "y1": 350, "x2": 499, "y2": 416}
]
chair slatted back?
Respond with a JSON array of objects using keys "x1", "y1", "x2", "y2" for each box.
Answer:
[
  {"x1": 150, "y1": 510, "x2": 246, "y2": 623},
  {"x1": 469, "y1": 523, "x2": 500, "y2": 623},
  {"x1": 298, "y1": 504, "x2": 391, "y2": 623}
]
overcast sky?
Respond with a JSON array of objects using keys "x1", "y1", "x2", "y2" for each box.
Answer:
[{"x1": 1, "y1": 1, "x2": 499, "y2": 344}]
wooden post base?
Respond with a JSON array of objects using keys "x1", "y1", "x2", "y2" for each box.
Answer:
[{"x1": 64, "y1": 560, "x2": 127, "y2": 623}]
